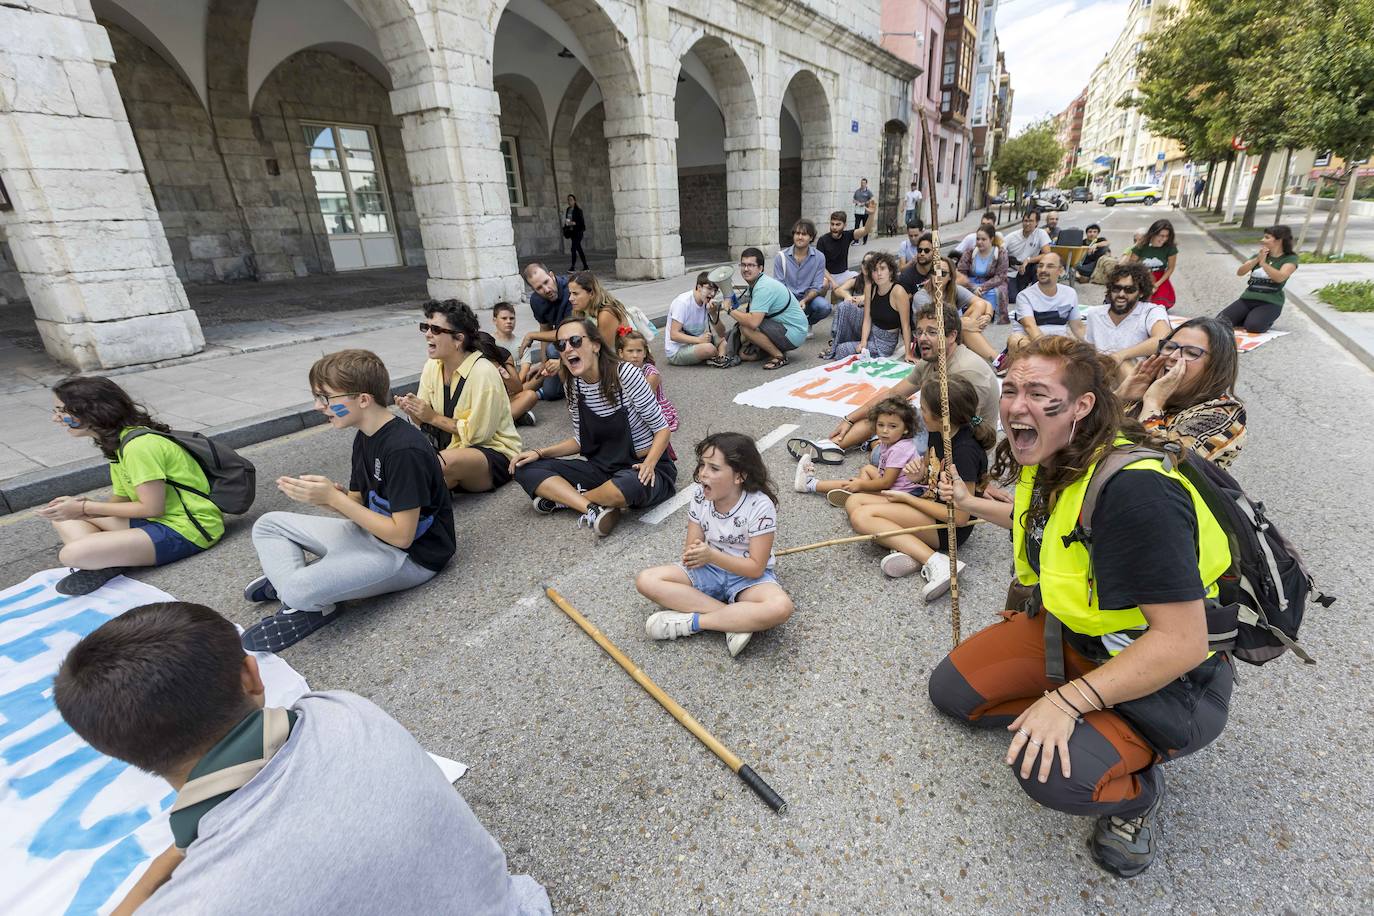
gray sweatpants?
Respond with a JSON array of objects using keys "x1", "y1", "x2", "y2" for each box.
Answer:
[{"x1": 251, "y1": 511, "x2": 436, "y2": 614}]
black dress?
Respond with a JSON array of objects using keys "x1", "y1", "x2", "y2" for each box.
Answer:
[{"x1": 565, "y1": 205, "x2": 588, "y2": 270}]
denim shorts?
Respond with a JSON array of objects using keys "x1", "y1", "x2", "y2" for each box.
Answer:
[
  {"x1": 683, "y1": 563, "x2": 778, "y2": 603},
  {"x1": 131, "y1": 518, "x2": 206, "y2": 565}
]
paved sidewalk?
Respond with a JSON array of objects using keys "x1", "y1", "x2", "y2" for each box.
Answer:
[
  {"x1": 0, "y1": 207, "x2": 999, "y2": 509},
  {"x1": 1183, "y1": 209, "x2": 1374, "y2": 372}
]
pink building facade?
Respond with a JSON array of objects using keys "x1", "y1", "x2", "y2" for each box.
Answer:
[{"x1": 881, "y1": 0, "x2": 972, "y2": 228}]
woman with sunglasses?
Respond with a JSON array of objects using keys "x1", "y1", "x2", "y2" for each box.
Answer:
[
  {"x1": 394, "y1": 300, "x2": 520, "y2": 494},
  {"x1": 1115, "y1": 317, "x2": 1246, "y2": 468},
  {"x1": 510, "y1": 318, "x2": 675, "y2": 536},
  {"x1": 37, "y1": 377, "x2": 224, "y2": 596}
]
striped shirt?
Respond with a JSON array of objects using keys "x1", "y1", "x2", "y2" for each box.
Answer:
[{"x1": 570, "y1": 361, "x2": 669, "y2": 453}]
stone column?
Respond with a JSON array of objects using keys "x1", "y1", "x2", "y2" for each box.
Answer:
[
  {"x1": 603, "y1": 113, "x2": 685, "y2": 280},
  {"x1": 0, "y1": 2, "x2": 203, "y2": 370},
  {"x1": 725, "y1": 133, "x2": 777, "y2": 257}
]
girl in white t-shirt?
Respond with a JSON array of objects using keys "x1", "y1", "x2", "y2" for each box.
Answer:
[{"x1": 636, "y1": 432, "x2": 794, "y2": 658}]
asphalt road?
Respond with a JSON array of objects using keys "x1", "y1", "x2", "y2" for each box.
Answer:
[{"x1": 4, "y1": 203, "x2": 1371, "y2": 913}]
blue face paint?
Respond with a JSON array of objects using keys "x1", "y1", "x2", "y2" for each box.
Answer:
[
  {"x1": 61, "y1": 416, "x2": 80, "y2": 428},
  {"x1": 328, "y1": 404, "x2": 350, "y2": 418}
]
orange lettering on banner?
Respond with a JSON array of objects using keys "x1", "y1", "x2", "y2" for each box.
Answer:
[{"x1": 789, "y1": 380, "x2": 882, "y2": 404}]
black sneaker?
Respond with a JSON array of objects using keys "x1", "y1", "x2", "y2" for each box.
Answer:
[
  {"x1": 1089, "y1": 769, "x2": 1166, "y2": 878},
  {"x1": 55, "y1": 568, "x2": 125, "y2": 596},
  {"x1": 515, "y1": 409, "x2": 537, "y2": 427},
  {"x1": 531, "y1": 495, "x2": 560, "y2": 514},
  {"x1": 577, "y1": 503, "x2": 622, "y2": 537},
  {"x1": 243, "y1": 575, "x2": 278, "y2": 604},
  {"x1": 241, "y1": 606, "x2": 340, "y2": 653}
]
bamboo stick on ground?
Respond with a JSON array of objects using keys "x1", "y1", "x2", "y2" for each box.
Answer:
[
  {"x1": 775, "y1": 518, "x2": 987, "y2": 557},
  {"x1": 543, "y1": 586, "x2": 787, "y2": 813}
]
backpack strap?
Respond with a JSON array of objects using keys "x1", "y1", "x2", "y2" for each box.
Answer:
[
  {"x1": 118, "y1": 428, "x2": 214, "y2": 544},
  {"x1": 1070, "y1": 442, "x2": 1178, "y2": 546}
]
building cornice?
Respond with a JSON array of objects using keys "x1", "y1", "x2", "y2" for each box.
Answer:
[{"x1": 751, "y1": 0, "x2": 921, "y2": 81}]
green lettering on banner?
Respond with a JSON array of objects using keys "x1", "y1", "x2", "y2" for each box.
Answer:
[{"x1": 843, "y1": 358, "x2": 910, "y2": 380}]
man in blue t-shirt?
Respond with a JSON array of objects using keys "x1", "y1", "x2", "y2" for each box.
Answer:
[
  {"x1": 719, "y1": 248, "x2": 807, "y2": 370},
  {"x1": 519, "y1": 263, "x2": 573, "y2": 402}
]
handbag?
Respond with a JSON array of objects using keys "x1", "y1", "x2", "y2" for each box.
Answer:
[
  {"x1": 561, "y1": 225, "x2": 573, "y2": 239},
  {"x1": 419, "y1": 368, "x2": 469, "y2": 452}
]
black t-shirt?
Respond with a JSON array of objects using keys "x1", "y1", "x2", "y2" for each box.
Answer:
[
  {"x1": 349, "y1": 417, "x2": 456, "y2": 572},
  {"x1": 897, "y1": 262, "x2": 931, "y2": 298},
  {"x1": 1026, "y1": 468, "x2": 1205, "y2": 610},
  {"x1": 816, "y1": 230, "x2": 857, "y2": 274},
  {"x1": 929, "y1": 427, "x2": 988, "y2": 530}
]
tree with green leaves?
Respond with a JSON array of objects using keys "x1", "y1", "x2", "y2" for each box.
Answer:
[
  {"x1": 990, "y1": 120, "x2": 1064, "y2": 195},
  {"x1": 1057, "y1": 168, "x2": 1089, "y2": 190}
]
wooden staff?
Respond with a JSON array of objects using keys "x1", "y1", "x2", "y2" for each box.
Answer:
[
  {"x1": 543, "y1": 586, "x2": 787, "y2": 813},
  {"x1": 775, "y1": 519, "x2": 987, "y2": 557},
  {"x1": 929, "y1": 232, "x2": 961, "y2": 648}
]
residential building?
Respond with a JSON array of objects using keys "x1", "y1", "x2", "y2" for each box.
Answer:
[
  {"x1": 1054, "y1": 90, "x2": 1086, "y2": 184},
  {"x1": 968, "y1": 0, "x2": 1005, "y2": 210}
]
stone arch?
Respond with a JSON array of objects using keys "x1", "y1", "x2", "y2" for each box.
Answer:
[
  {"x1": 493, "y1": 74, "x2": 561, "y2": 259},
  {"x1": 673, "y1": 33, "x2": 771, "y2": 258},
  {"x1": 879, "y1": 119, "x2": 909, "y2": 235},
  {"x1": 779, "y1": 67, "x2": 835, "y2": 243}
]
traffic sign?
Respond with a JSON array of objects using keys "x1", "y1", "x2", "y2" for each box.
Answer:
[
  {"x1": 1157, "y1": 152, "x2": 1166, "y2": 160},
  {"x1": 1027, "y1": 169, "x2": 1038, "y2": 180},
  {"x1": 1231, "y1": 136, "x2": 1248, "y2": 151}
]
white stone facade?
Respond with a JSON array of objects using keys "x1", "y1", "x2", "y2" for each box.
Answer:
[{"x1": 0, "y1": 0, "x2": 915, "y2": 369}]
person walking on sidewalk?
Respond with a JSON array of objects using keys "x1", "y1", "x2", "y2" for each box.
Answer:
[
  {"x1": 1217, "y1": 225, "x2": 1298, "y2": 333},
  {"x1": 852, "y1": 178, "x2": 875, "y2": 242},
  {"x1": 563, "y1": 194, "x2": 588, "y2": 271},
  {"x1": 904, "y1": 181, "x2": 924, "y2": 228},
  {"x1": 241, "y1": 349, "x2": 455, "y2": 652},
  {"x1": 38, "y1": 377, "x2": 225, "y2": 596}
]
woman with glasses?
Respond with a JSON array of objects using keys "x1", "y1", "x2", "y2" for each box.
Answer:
[
  {"x1": 36, "y1": 377, "x2": 225, "y2": 595},
  {"x1": 393, "y1": 300, "x2": 521, "y2": 494},
  {"x1": 957, "y1": 226, "x2": 1010, "y2": 322},
  {"x1": 510, "y1": 318, "x2": 675, "y2": 536},
  {"x1": 1115, "y1": 317, "x2": 1247, "y2": 468}
]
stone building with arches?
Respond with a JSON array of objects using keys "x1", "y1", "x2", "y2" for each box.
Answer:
[{"x1": 0, "y1": 0, "x2": 916, "y2": 370}]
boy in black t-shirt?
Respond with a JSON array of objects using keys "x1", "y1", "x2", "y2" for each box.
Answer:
[{"x1": 241, "y1": 349, "x2": 455, "y2": 652}]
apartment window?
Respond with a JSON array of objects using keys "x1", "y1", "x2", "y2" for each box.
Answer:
[
  {"x1": 947, "y1": 0, "x2": 962, "y2": 13},
  {"x1": 499, "y1": 136, "x2": 525, "y2": 207},
  {"x1": 943, "y1": 39, "x2": 957, "y2": 85},
  {"x1": 953, "y1": 143, "x2": 961, "y2": 181},
  {"x1": 937, "y1": 137, "x2": 947, "y2": 182},
  {"x1": 928, "y1": 31, "x2": 939, "y2": 101},
  {"x1": 941, "y1": 90, "x2": 952, "y2": 114}
]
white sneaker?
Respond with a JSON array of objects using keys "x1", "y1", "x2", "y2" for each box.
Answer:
[
  {"x1": 645, "y1": 611, "x2": 699, "y2": 640},
  {"x1": 793, "y1": 455, "x2": 816, "y2": 493},
  {"x1": 880, "y1": 551, "x2": 920, "y2": 578},
  {"x1": 725, "y1": 631, "x2": 753, "y2": 657},
  {"x1": 920, "y1": 552, "x2": 967, "y2": 602}
]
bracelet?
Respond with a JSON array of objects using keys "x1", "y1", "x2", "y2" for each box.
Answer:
[
  {"x1": 1080, "y1": 677, "x2": 1109, "y2": 710},
  {"x1": 534, "y1": 448, "x2": 543, "y2": 459},
  {"x1": 78, "y1": 497, "x2": 89, "y2": 517},
  {"x1": 1067, "y1": 679, "x2": 1104, "y2": 712},
  {"x1": 1042, "y1": 689, "x2": 1083, "y2": 724},
  {"x1": 1054, "y1": 686, "x2": 1087, "y2": 716}
]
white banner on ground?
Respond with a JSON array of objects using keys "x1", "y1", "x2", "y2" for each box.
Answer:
[
  {"x1": 1168, "y1": 314, "x2": 1289, "y2": 352},
  {"x1": 0, "y1": 569, "x2": 464, "y2": 915},
  {"x1": 732, "y1": 355, "x2": 914, "y2": 418}
]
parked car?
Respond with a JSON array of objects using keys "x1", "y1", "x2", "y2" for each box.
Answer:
[
  {"x1": 989, "y1": 193, "x2": 1009, "y2": 204},
  {"x1": 1031, "y1": 190, "x2": 1069, "y2": 211},
  {"x1": 1102, "y1": 184, "x2": 1162, "y2": 206},
  {"x1": 1071, "y1": 186, "x2": 1093, "y2": 202}
]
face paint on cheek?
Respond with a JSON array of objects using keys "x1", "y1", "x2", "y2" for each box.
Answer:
[
  {"x1": 1041, "y1": 399, "x2": 1068, "y2": 417},
  {"x1": 328, "y1": 404, "x2": 350, "y2": 418},
  {"x1": 62, "y1": 416, "x2": 81, "y2": 428}
]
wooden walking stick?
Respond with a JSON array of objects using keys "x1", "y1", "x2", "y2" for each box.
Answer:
[
  {"x1": 543, "y1": 586, "x2": 787, "y2": 813},
  {"x1": 928, "y1": 235, "x2": 962, "y2": 648},
  {"x1": 775, "y1": 519, "x2": 987, "y2": 556}
]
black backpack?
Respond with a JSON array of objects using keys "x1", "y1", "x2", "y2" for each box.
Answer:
[
  {"x1": 1079, "y1": 443, "x2": 1334, "y2": 666},
  {"x1": 118, "y1": 428, "x2": 257, "y2": 541}
]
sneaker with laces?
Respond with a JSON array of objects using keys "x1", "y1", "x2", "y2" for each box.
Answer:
[
  {"x1": 725, "y1": 631, "x2": 752, "y2": 657},
  {"x1": 243, "y1": 575, "x2": 278, "y2": 604},
  {"x1": 531, "y1": 495, "x2": 560, "y2": 514},
  {"x1": 645, "y1": 611, "x2": 699, "y2": 641},
  {"x1": 793, "y1": 455, "x2": 816, "y2": 493},
  {"x1": 880, "y1": 551, "x2": 920, "y2": 578},
  {"x1": 578, "y1": 503, "x2": 622, "y2": 536},
  {"x1": 919, "y1": 552, "x2": 967, "y2": 602},
  {"x1": 515, "y1": 409, "x2": 537, "y2": 427},
  {"x1": 54, "y1": 567, "x2": 126, "y2": 596},
  {"x1": 1090, "y1": 769, "x2": 1166, "y2": 878}
]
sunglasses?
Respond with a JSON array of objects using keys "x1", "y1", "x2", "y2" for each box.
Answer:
[
  {"x1": 555, "y1": 336, "x2": 586, "y2": 352},
  {"x1": 1157, "y1": 340, "x2": 1207, "y2": 361},
  {"x1": 1108, "y1": 284, "x2": 1138, "y2": 294},
  {"x1": 917, "y1": 246, "x2": 933, "y2": 253},
  {"x1": 419, "y1": 322, "x2": 458, "y2": 336}
]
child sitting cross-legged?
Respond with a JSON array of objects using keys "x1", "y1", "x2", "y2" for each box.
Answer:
[
  {"x1": 794, "y1": 397, "x2": 920, "y2": 508},
  {"x1": 635, "y1": 432, "x2": 794, "y2": 658},
  {"x1": 842, "y1": 375, "x2": 993, "y2": 600}
]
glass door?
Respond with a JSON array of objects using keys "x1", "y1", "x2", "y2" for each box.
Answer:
[{"x1": 302, "y1": 123, "x2": 401, "y2": 270}]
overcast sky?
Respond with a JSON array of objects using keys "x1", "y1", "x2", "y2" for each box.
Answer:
[{"x1": 994, "y1": 0, "x2": 1129, "y2": 136}]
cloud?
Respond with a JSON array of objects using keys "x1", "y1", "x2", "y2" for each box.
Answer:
[{"x1": 995, "y1": 0, "x2": 1130, "y2": 136}]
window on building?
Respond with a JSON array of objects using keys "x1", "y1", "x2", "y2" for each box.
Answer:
[
  {"x1": 953, "y1": 143, "x2": 961, "y2": 182},
  {"x1": 929, "y1": 31, "x2": 939, "y2": 101},
  {"x1": 943, "y1": 39, "x2": 957, "y2": 85},
  {"x1": 947, "y1": 0, "x2": 962, "y2": 14},
  {"x1": 302, "y1": 123, "x2": 393, "y2": 236},
  {"x1": 941, "y1": 90, "x2": 951, "y2": 115},
  {"x1": 499, "y1": 136, "x2": 525, "y2": 207},
  {"x1": 937, "y1": 137, "x2": 947, "y2": 182}
]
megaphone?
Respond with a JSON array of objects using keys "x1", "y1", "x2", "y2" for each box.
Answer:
[{"x1": 707, "y1": 264, "x2": 735, "y2": 287}]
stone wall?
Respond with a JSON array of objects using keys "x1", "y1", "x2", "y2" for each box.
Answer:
[
  {"x1": 0, "y1": 241, "x2": 25, "y2": 305},
  {"x1": 566, "y1": 104, "x2": 616, "y2": 253},
  {"x1": 677, "y1": 165, "x2": 728, "y2": 247},
  {"x1": 105, "y1": 23, "x2": 252, "y2": 285},
  {"x1": 496, "y1": 84, "x2": 559, "y2": 258},
  {"x1": 254, "y1": 48, "x2": 425, "y2": 275}
]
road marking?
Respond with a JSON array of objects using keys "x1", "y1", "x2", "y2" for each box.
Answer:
[{"x1": 638, "y1": 422, "x2": 799, "y2": 525}]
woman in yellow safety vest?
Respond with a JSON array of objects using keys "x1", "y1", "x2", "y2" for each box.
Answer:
[{"x1": 928, "y1": 334, "x2": 1233, "y2": 879}]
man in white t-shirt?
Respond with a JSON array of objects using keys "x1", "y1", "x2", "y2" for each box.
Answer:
[
  {"x1": 897, "y1": 224, "x2": 923, "y2": 268},
  {"x1": 1084, "y1": 261, "x2": 1170, "y2": 368},
  {"x1": 1008, "y1": 253, "x2": 1084, "y2": 355},
  {"x1": 665, "y1": 272, "x2": 727, "y2": 366},
  {"x1": 904, "y1": 182, "x2": 924, "y2": 227},
  {"x1": 1002, "y1": 210, "x2": 1053, "y2": 304}
]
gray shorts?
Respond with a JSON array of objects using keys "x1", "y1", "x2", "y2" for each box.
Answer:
[
  {"x1": 757, "y1": 317, "x2": 796, "y2": 353},
  {"x1": 667, "y1": 345, "x2": 710, "y2": 366}
]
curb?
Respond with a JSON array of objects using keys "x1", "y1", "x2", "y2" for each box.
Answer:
[
  {"x1": 1180, "y1": 209, "x2": 1374, "y2": 373},
  {"x1": 0, "y1": 374, "x2": 421, "y2": 517}
]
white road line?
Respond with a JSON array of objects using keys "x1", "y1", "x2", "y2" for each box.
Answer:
[{"x1": 639, "y1": 422, "x2": 799, "y2": 525}]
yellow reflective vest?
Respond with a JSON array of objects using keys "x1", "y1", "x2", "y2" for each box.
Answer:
[{"x1": 1012, "y1": 444, "x2": 1231, "y2": 650}]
